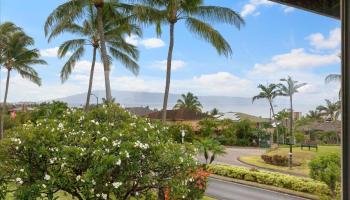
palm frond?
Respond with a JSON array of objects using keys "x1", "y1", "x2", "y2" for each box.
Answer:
[
  {"x1": 108, "y1": 47, "x2": 139, "y2": 75},
  {"x1": 60, "y1": 46, "x2": 85, "y2": 82},
  {"x1": 58, "y1": 39, "x2": 86, "y2": 58},
  {"x1": 325, "y1": 74, "x2": 341, "y2": 84},
  {"x1": 193, "y1": 6, "x2": 244, "y2": 29},
  {"x1": 186, "y1": 17, "x2": 232, "y2": 57}
]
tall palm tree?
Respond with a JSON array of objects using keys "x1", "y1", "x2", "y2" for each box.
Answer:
[
  {"x1": 174, "y1": 92, "x2": 202, "y2": 112},
  {"x1": 45, "y1": 0, "x2": 136, "y2": 103},
  {"x1": 46, "y1": 6, "x2": 140, "y2": 111},
  {"x1": 278, "y1": 76, "x2": 306, "y2": 169},
  {"x1": 317, "y1": 99, "x2": 341, "y2": 121},
  {"x1": 0, "y1": 30, "x2": 47, "y2": 139},
  {"x1": 132, "y1": 0, "x2": 244, "y2": 122},
  {"x1": 0, "y1": 22, "x2": 20, "y2": 53},
  {"x1": 252, "y1": 84, "x2": 279, "y2": 122}
]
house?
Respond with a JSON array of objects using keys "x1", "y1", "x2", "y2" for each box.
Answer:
[
  {"x1": 147, "y1": 108, "x2": 208, "y2": 131},
  {"x1": 216, "y1": 112, "x2": 269, "y2": 128},
  {"x1": 126, "y1": 106, "x2": 157, "y2": 117}
]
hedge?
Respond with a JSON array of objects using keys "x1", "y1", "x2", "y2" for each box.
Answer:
[{"x1": 208, "y1": 164, "x2": 330, "y2": 197}]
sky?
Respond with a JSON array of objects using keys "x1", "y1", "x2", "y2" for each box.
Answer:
[{"x1": 0, "y1": 0, "x2": 341, "y2": 115}]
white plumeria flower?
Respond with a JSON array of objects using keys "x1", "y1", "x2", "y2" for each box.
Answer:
[
  {"x1": 102, "y1": 193, "x2": 107, "y2": 200},
  {"x1": 92, "y1": 179, "x2": 96, "y2": 185},
  {"x1": 42, "y1": 184, "x2": 46, "y2": 188},
  {"x1": 76, "y1": 175, "x2": 81, "y2": 181},
  {"x1": 101, "y1": 137, "x2": 108, "y2": 142},
  {"x1": 19, "y1": 169, "x2": 24, "y2": 172},
  {"x1": 112, "y1": 182, "x2": 122, "y2": 189},
  {"x1": 44, "y1": 174, "x2": 51, "y2": 181},
  {"x1": 16, "y1": 177, "x2": 23, "y2": 184},
  {"x1": 115, "y1": 159, "x2": 121, "y2": 166}
]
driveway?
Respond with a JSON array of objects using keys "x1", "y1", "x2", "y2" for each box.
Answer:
[
  {"x1": 206, "y1": 178, "x2": 307, "y2": 200},
  {"x1": 198, "y1": 146, "x2": 266, "y2": 167}
]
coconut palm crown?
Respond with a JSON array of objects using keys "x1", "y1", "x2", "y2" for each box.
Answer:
[
  {"x1": 316, "y1": 99, "x2": 341, "y2": 121},
  {"x1": 0, "y1": 27, "x2": 47, "y2": 138},
  {"x1": 46, "y1": 5, "x2": 140, "y2": 111},
  {"x1": 45, "y1": 0, "x2": 138, "y2": 102},
  {"x1": 131, "y1": 0, "x2": 244, "y2": 122},
  {"x1": 174, "y1": 92, "x2": 203, "y2": 112},
  {"x1": 252, "y1": 83, "x2": 279, "y2": 121}
]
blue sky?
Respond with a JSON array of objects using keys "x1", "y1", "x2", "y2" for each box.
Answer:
[{"x1": 0, "y1": 0, "x2": 341, "y2": 114}]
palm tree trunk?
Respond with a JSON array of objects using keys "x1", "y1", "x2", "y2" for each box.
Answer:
[
  {"x1": 1, "y1": 69, "x2": 11, "y2": 139},
  {"x1": 96, "y1": 5, "x2": 112, "y2": 102},
  {"x1": 162, "y1": 22, "x2": 175, "y2": 123},
  {"x1": 85, "y1": 47, "x2": 97, "y2": 112},
  {"x1": 289, "y1": 95, "x2": 293, "y2": 169},
  {"x1": 269, "y1": 100, "x2": 276, "y2": 144}
]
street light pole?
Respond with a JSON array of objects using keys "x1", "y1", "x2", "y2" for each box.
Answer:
[{"x1": 90, "y1": 93, "x2": 99, "y2": 106}]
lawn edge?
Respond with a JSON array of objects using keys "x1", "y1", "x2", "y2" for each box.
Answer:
[
  {"x1": 238, "y1": 156, "x2": 308, "y2": 177},
  {"x1": 210, "y1": 174, "x2": 319, "y2": 200}
]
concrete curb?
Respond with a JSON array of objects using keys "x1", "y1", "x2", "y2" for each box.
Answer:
[
  {"x1": 210, "y1": 174, "x2": 319, "y2": 200},
  {"x1": 237, "y1": 157, "x2": 308, "y2": 177}
]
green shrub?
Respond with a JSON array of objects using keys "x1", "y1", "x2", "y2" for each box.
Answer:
[
  {"x1": 208, "y1": 164, "x2": 330, "y2": 197},
  {"x1": 0, "y1": 105, "x2": 205, "y2": 200},
  {"x1": 168, "y1": 124, "x2": 195, "y2": 143},
  {"x1": 295, "y1": 132, "x2": 305, "y2": 144},
  {"x1": 309, "y1": 153, "x2": 341, "y2": 197}
]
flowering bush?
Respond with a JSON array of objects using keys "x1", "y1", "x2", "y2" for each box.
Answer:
[{"x1": 0, "y1": 104, "x2": 204, "y2": 199}]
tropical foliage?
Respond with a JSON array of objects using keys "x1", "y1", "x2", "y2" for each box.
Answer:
[
  {"x1": 0, "y1": 105, "x2": 206, "y2": 199},
  {"x1": 174, "y1": 92, "x2": 203, "y2": 112},
  {"x1": 0, "y1": 23, "x2": 46, "y2": 139},
  {"x1": 309, "y1": 153, "x2": 341, "y2": 197},
  {"x1": 132, "y1": 0, "x2": 244, "y2": 121},
  {"x1": 45, "y1": 0, "x2": 143, "y2": 102},
  {"x1": 316, "y1": 99, "x2": 341, "y2": 121},
  {"x1": 46, "y1": 5, "x2": 140, "y2": 111},
  {"x1": 195, "y1": 138, "x2": 226, "y2": 164},
  {"x1": 252, "y1": 84, "x2": 279, "y2": 121}
]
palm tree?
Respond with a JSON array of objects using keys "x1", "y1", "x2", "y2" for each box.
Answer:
[
  {"x1": 0, "y1": 30, "x2": 47, "y2": 139},
  {"x1": 317, "y1": 99, "x2": 341, "y2": 121},
  {"x1": 210, "y1": 108, "x2": 221, "y2": 116},
  {"x1": 0, "y1": 22, "x2": 20, "y2": 53},
  {"x1": 275, "y1": 110, "x2": 290, "y2": 144},
  {"x1": 195, "y1": 138, "x2": 226, "y2": 165},
  {"x1": 132, "y1": 0, "x2": 244, "y2": 122},
  {"x1": 325, "y1": 74, "x2": 341, "y2": 98},
  {"x1": 174, "y1": 92, "x2": 202, "y2": 112},
  {"x1": 278, "y1": 76, "x2": 306, "y2": 169},
  {"x1": 252, "y1": 84, "x2": 279, "y2": 122},
  {"x1": 306, "y1": 110, "x2": 322, "y2": 121},
  {"x1": 46, "y1": 6, "x2": 140, "y2": 111},
  {"x1": 45, "y1": 0, "x2": 137, "y2": 103}
]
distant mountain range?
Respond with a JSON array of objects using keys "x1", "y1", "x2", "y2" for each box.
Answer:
[{"x1": 55, "y1": 90, "x2": 276, "y2": 117}]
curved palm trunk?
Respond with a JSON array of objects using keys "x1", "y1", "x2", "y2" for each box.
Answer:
[
  {"x1": 1, "y1": 69, "x2": 11, "y2": 139},
  {"x1": 85, "y1": 47, "x2": 97, "y2": 112},
  {"x1": 96, "y1": 5, "x2": 112, "y2": 102},
  {"x1": 289, "y1": 95, "x2": 293, "y2": 169},
  {"x1": 162, "y1": 22, "x2": 175, "y2": 123}
]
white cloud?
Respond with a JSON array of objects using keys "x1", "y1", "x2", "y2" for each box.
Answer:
[
  {"x1": 140, "y1": 38, "x2": 165, "y2": 49},
  {"x1": 283, "y1": 7, "x2": 295, "y2": 13},
  {"x1": 241, "y1": 0, "x2": 274, "y2": 17},
  {"x1": 40, "y1": 47, "x2": 60, "y2": 58},
  {"x1": 40, "y1": 47, "x2": 72, "y2": 58},
  {"x1": 251, "y1": 48, "x2": 339, "y2": 74},
  {"x1": 125, "y1": 35, "x2": 165, "y2": 49},
  {"x1": 307, "y1": 28, "x2": 341, "y2": 50},
  {"x1": 152, "y1": 60, "x2": 187, "y2": 71}
]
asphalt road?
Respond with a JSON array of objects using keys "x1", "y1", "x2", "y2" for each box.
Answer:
[{"x1": 205, "y1": 178, "x2": 308, "y2": 200}]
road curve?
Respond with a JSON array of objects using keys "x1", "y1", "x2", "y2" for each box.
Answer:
[{"x1": 205, "y1": 178, "x2": 308, "y2": 200}]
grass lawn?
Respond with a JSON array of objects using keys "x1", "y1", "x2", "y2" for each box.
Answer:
[{"x1": 240, "y1": 145, "x2": 340, "y2": 177}]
